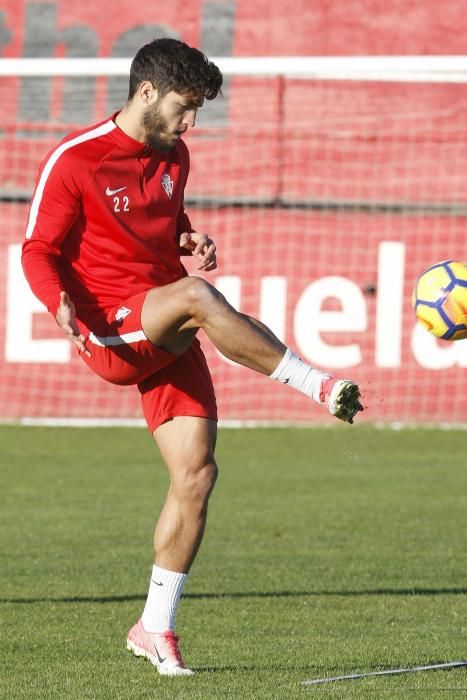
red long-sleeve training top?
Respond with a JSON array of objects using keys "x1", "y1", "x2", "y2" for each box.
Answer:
[{"x1": 22, "y1": 115, "x2": 194, "y2": 329}]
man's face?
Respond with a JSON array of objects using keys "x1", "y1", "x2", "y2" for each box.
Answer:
[{"x1": 142, "y1": 90, "x2": 202, "y2": 152}]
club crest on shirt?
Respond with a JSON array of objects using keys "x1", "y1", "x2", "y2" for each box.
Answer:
[
  {"x1": 161, "y1": 172, "x2": 173, "y2": 199},
  {"x1": 115, "y1": 306, "x2": 131, "y2": 322}
]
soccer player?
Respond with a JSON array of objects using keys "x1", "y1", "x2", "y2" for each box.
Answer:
[{"x1": 22, "y1": 38, "x2": 363, "y2": 676}]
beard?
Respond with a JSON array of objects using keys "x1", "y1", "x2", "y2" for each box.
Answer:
[{"x1": 141, "y1": 101, "x2": 175, "y2": 153}]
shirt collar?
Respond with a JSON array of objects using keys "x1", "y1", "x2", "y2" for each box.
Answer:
[{"x1": 109, "y1": 111, "x2": 152, "y2": 155}]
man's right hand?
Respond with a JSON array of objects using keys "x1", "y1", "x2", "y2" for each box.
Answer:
[{"x1": 56, "y1": 291, "x2": 91, "y2": 356}]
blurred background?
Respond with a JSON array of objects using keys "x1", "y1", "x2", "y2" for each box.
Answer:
[{"x1": 1, "y1": 0, "x2": 466, "y2": 425}]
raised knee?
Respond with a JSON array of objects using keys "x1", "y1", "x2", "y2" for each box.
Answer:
[{"x1": 184, "y1": 277, "x2": 223, "y2": 322}]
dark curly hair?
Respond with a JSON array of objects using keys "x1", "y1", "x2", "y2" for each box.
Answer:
[{"x1": 128, "y1": 38, "x2": 222, "y2": 102}]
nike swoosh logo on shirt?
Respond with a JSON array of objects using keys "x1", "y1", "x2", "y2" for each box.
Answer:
[{"x1": 106, "y1": 186, "x2": 127, "y2": 196}]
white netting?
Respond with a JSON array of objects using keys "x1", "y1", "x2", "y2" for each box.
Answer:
[{"x1": 1, "y1": 57, "x2": 467, "y2": 424}]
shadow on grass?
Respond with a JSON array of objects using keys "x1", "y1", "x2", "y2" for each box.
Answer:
[
  {"x1": 190, "y1": 665, "x2": 316, "y2": 673},
  {"x1": 1, "y1": 587, "x2": 467, "y2": 604}
]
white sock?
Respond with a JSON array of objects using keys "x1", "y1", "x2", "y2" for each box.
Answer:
[
  {"x1": 141, "y1": 565, "x2": 187, "y2": 633},
  {"x1": 270, "y1": 348, "x2": 330, "y2": 403}
]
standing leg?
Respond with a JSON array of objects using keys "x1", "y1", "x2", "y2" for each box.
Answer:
[
  {"x1": 151, "y1": 416, "x2": 217, "y2": 573},
  {"x1": 127, "y1": 416, "x2": 217, "y2": 676}
]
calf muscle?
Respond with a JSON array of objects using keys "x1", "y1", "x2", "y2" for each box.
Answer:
[{"x1": 141, "y1": 276, "x2": 287, "y2": 375}]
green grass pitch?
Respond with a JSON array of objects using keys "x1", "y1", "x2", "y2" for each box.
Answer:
[{"x1": 1, "y1": 424, "x2": 466, "y2": 699}]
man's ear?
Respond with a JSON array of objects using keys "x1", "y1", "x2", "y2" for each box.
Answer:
[{"x1": 139, "y1": 81, "x2": 158, "y2": 104}]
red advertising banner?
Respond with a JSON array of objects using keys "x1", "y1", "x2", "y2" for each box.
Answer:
[{"x1": 2, "y1": 202, "x2": 466, "y2": 424}]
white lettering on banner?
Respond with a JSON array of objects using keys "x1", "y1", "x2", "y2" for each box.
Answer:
[
  {"x1": 259, "y1": 277, "x2": 287, "y2": 341},
  {"x1": 8, "y1": 240, "x2": 462, "y2": 370},
  {"x1": 213, "y1": 276, "x2": 241, "y2": 366},
  {"x1": 375, "y1": 241, "x2": 405, "y2": 367},
  {"x1": 6, "y1": 244, "x2": 70, "y2": 363},
  {"x1": 411, "y1": 323, "x2": 467, "y2": 369},
  {"x1": 214, "y1": 275, "x2": 241, "y2": 310},
  {"x1": 294, "y1": 277, "x2": 367, "y2": 368}
]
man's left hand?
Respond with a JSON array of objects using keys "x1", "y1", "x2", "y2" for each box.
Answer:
[{"x1": 179, "y1": 232, "x2": 217, "y2": 271}]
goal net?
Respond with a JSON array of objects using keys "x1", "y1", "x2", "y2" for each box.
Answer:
[{"x1": 1, "y1": 56, "x2": 467, "y2": 425}]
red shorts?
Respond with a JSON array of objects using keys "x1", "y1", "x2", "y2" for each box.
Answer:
[{"x1": 78, "y1": 292, "x2": 217, "y2": 432}]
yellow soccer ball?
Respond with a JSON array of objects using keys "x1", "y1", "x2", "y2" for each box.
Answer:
[{"x1": 413, "y1": 260, "x2": 467, "y2": 341}]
